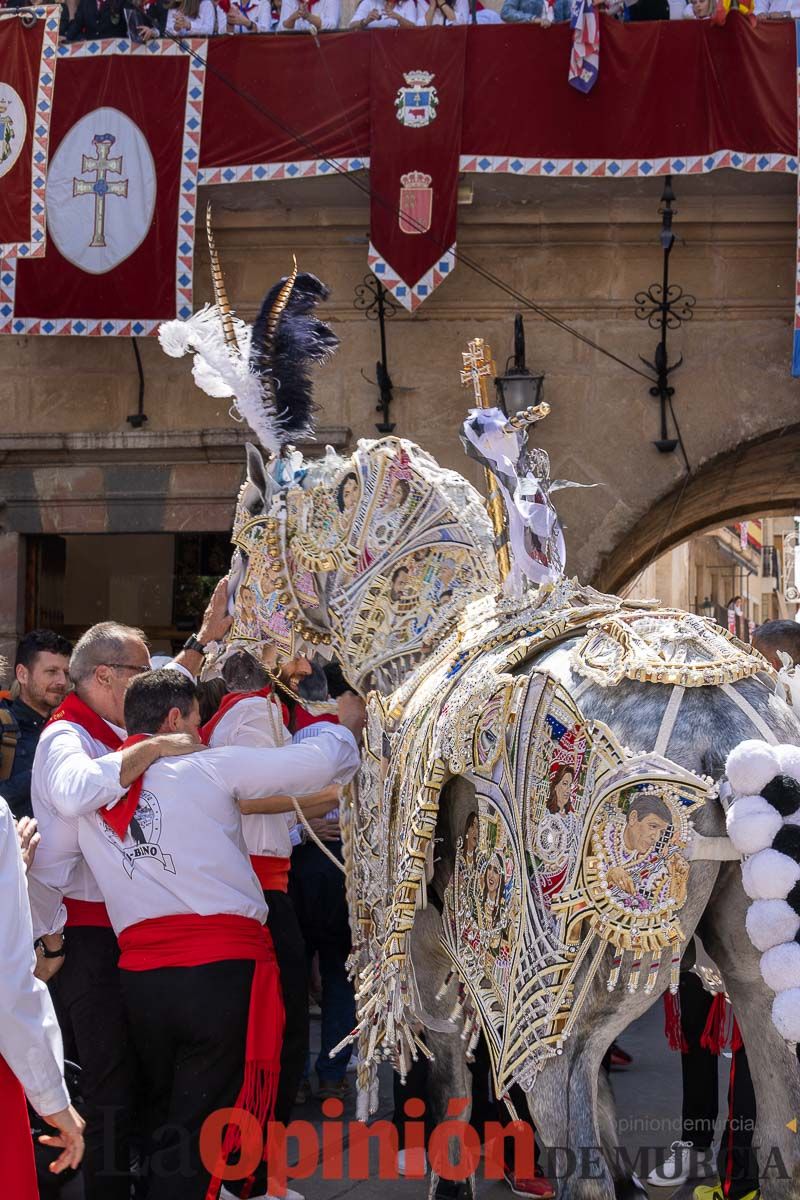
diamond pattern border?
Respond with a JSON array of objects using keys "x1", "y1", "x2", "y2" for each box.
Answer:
[
  {"x1": 1, "y1": 41, "x2": 207, "y2": 335},
  {"x1": 2, "y1": 6, "x2": 61, "y2": 260}
]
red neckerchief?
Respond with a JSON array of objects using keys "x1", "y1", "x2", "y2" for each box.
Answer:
[
  {"x1": 290, "y1": 705, "x2": 340, "y2": 734},
  {"x1": 98, "y1": 733, "x2": 152, "y2": 839},
  {"x1": 200, "y1": 686, "x2": 289, "y2": 745},
  {"x1": 48, "y1": 691, "x2": 123, "y2": 751}
]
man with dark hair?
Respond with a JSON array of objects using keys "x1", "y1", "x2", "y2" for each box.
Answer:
[
  {"x1": 752, "y1": 618, "x2": 800, "y2": 671},
  {"x1": 204, "y1": 647, "x2": 351, "y2": 1164},
  {"x1": 0, "y1": 629, "x2": 72, "y2": 820},
  {"x1": 41, "y1": 667, "x2": 361, "y2": 1200}
]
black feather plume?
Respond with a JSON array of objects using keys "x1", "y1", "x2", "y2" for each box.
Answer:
[{"x1": 249, "y1": 271, "x2": 339, "y2": 442}]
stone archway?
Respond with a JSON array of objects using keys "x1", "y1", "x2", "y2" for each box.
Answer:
[{"x1": 592, "y1": 424, "x2": 800, "y2": 595}]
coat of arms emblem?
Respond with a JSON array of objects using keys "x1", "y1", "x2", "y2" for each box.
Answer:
[
  {"x1": 394, "y1": 71, "x2": 438, "y2": 129},
  {"x1": 398, "y1": 171, "x2": 433, "y2": 235}
]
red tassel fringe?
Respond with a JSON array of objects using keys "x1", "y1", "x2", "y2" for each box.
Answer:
[{"x1": 663, "y1": 991, "x2": 688, "y2": 1053}]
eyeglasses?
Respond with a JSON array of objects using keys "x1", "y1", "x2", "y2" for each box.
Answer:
[{"x1": 103, "y1": 662, "x2": 151, "y2": 676}]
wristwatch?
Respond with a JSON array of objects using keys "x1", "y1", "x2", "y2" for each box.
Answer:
[
  {"x1": 36, "y1": 936, "x2": 66, "y2": 959},
  {"x1": 183, "y1": 633, "x2": 207, "y2": 656}
]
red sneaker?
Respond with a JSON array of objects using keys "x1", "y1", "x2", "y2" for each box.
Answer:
[{"x1": 503, "y1": 1170, "x2": 556, "y2": 1198}]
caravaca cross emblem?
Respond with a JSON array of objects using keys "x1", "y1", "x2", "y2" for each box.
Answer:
[
  {"x1": 395, "y1": 70, "x2": 438, "y2": 129},
  {"x1": 73, "y1": 132, "x2": 129, "y2": 249}
]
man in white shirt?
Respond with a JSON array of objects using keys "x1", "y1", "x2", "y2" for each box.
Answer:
[
  {"x1": 52, "y1": 668, "x2": 361, "y2": 1200},
  {"x1": 350, "y1": 0, "x2": 418, "y2": 26},
  {"x1": 0, "y1": 799, "x2": 85, "y2": 1196},
  {"x1": 754, "y1": 0, "x2": 800, "y2": 14},
  {"x1": 29, "y1": 596, "x2": 229, "y2": 1200},
  {"x1": 203, "y1": 648, "x2": 340, "y2": 1193}
]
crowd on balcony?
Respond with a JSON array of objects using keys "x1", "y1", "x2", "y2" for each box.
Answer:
[{"x1": 27, "y1": 0, "x2": 796, "y2": 44}]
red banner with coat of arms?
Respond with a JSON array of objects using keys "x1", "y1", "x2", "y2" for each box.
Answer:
[
  {"x1": 0, "y1": 7, "x2": 60, "y2": 259},
  {"x1": 367, "y1": 27, "x2": 467, "y2": 312},
  {"x1": 0, "y1": 42, "x2": 205, "y2": 336}
]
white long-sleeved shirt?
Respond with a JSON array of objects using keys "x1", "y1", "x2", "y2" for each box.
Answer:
[
  {"x1": 350, "y1": 0, "x2": 417, "y2": 24},
  {"x1": 754, "y1": 0, "x2": 800, "y2": 13},
  {"x1": 225, "y1": 0, "x2": 261, "y2": 30},
  {"x1": 0, "y1": 800, "x2": 69, "y2": 1117},
  {"x1": 256, "y1": 1, "x2": 278, "y2": 28},
  {"x1": 54, "y1": 730, "x2": 359, "y2": 935},
  {"x1": 422, "y1": 0, "x2": 469, "y2": 22},
  {"x1": 279, "y1": 0, "x2": 340, "y2": 28},
  {"x1": 207, "y1": 694, "x2": 295, "y2": 859},
  {"x1": 166, "y1": 0, "x2": 216, "y2": 35},
  {"x1": 29, "y1": 718, "x2": 127, "y2": 935}
]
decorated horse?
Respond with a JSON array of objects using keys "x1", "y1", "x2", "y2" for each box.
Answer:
[{"x1": 160, "y1": 238, "x2": 800, "y2": 1200}]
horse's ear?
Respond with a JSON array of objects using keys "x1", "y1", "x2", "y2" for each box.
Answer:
[
  {"x1": 238, "y1": 442, "x2": 269, "y2": 517},
  {"x1": 246, "y1": 442, "x2": 268, "y2": 497}
]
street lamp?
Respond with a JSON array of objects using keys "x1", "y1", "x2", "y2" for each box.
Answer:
[{"x1": 494, "y1": 314, "x2": 545, "y2": 418}]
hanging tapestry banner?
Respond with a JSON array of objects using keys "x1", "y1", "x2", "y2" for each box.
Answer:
[
  {"x1": 367, "y1": 26, "x2": 467, "y2": 311},
  {"x1": 0, "y1": 8, "x2": 60, "y2": 259},
  {"x1": 1, "y1": 42, "x2": 205, "y2": 336}
]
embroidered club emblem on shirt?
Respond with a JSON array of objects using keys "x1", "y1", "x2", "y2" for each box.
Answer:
[
  {"x1": 395, "y1": 71, "x2": 438, "y2": 129},
  {"x1": 100, "y1": 789, "x2": 176, "y2": 879},
  {"x1": 398, "y1": 171, "x2": 433, "y2": 235}
]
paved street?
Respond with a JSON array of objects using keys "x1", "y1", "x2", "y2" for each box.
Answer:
[{"x1": 294, "y1": 1001, "x2": 725, "y2": 1200}]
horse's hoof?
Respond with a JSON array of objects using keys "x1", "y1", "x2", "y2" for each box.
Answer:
[{"x1": 614, "y1": 1174, "x2": 648, "y2": 1200}]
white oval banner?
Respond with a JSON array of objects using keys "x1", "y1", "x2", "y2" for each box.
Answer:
[
  {"x1": 0, "y1": 84, "x2": 28, "y2": 181},
  {"x1": 46, "y1": 107, "x2": 156, "y2": 275}
]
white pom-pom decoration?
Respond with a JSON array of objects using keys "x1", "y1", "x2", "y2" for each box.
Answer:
[
  {"x1": 742, "y1": 848, "x2": 800, "y2": 901},
  {"x1": 726, "y1": 741, "x2": 780, "y2": 798},
  {"x1": 777, "y1": 745, "x2": 800, "y2": 787},
  {"x1": 761, "y1": 942, "x2": 800, "y2": 993},
  {"x1": 746, "y1": 899, "x2": 800, "y2": 951},
  {"x1": 772, "y1": 988, "x2": 800, "y2": 1041},
  {"x1": 726, "y1": 798, "x2": 783, "y2": 856}
]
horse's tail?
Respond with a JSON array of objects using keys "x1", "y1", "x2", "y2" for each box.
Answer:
[{"x1": 725, "y1": 738, "x2": 800, "y2": 1041}]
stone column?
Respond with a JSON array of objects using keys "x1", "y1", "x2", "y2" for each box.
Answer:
[{"x1": 0, "y1": 533, "x2": 24, "y2": 676}]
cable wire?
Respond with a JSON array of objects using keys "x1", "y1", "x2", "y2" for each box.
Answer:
[{"x1": 165, "y1": 29, "x2": 661, "y2": 385}]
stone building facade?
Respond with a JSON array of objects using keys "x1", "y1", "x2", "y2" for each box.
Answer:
[{"x1": 0, "y1": 168, "x2": 797, "y2": 659}]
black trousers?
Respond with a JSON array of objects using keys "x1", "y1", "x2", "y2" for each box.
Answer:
[
  {"x1": 50, "y1": 926, "x2": 135, "y2": 1200},
  {"x1": 289, "y1": 840, "x2": 355, "y2": 1081},
  {"x1": 120, "y1": 958, "x2": 254, "y2": 1200},
  {"x1": 264, "y1": 888, "x2": 309, "y2": 1124},
  {"x1": 680, "y1": 972, "x2": 758, "y2": 1199}
]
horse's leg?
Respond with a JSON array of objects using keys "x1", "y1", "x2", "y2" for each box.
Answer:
[
  {"x1": 525, "y1": 1028, "x2": 616, "y2": 1200},
  {"x1": 700, "y1": 862, "x2": 800, "y2": 1200},
  {"x1": 409, "y1": 902, "x2": 477, "y2": 1200}
]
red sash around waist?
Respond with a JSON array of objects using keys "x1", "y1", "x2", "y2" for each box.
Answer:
[
  {"x1": 64, "y1": 898, "x2": 112, "y2": 928},
  {"x1": 118, "y1": 914, "x2": 285, "y2": 1200},
  {"x1": 0, "y1": 1056, "x2": 37, "y2": 1200},
  {"x1": 251, "y1": 854, "x2": 290, "y2": 893}
]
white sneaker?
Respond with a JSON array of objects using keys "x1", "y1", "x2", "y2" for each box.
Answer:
[
  {"x1": 397, "y1": 1148, "x2": 427, "y2": 1176},
  {"x1": 647, "y1": 1141, "x2": 695, "y2": 1187}
]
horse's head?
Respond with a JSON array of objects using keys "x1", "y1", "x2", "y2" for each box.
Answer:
[
  {"x1": 217, "y1": 435, "x2": 499, "y2": 694},
  {"x1": 160, "y1": 214, "x2": 498, "y2": 694}
]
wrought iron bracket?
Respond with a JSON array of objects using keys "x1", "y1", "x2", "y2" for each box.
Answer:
[
  {"x1": 634, "y1": 177, "x2": 695, "y2": 457},
  {"x1": 354, "y1": 273, "x2": 398, "y2": 434}
]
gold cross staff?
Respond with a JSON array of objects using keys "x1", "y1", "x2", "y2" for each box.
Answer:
[
  {"x1": 73, "y1": 133, "x2": 129, "y2": 249},
  {"x1": 460, "y1": 337, "x2": 511, "y2": 585}
]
